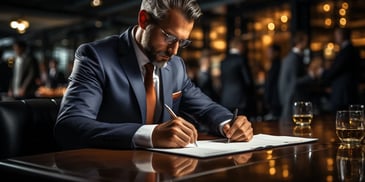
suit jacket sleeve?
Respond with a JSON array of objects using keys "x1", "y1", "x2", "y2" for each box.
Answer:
[{"x1": 55, "y1": 36, "x2": 143, "y2": 150}]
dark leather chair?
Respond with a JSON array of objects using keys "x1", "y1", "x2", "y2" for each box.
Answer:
[{"x1": 0, "y1": 98, "x2": 61, "y2": 159}]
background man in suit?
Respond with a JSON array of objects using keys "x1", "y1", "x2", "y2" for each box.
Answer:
[
  {"x1": 264, "y1": 44, "x2": 282, "y2": 120},
  {"x1": 8, "y1": 40, "x2": 39, "y2": 99},
  {"x1": 220, "y1": 37, "x2": 256, "y2": 120},
  {"x1": 321, "y1": 27, "x2": 361, "y2": 111},
  {"x1": 45, "y1": 58, "x2": 67, "y2": 89},
  {"x1": 278, "y1": 32, "x2": 318, "y2": 120},
  {"x1": 0, "y1": 48, "x2": 12, "y2": 97},
  {"x1": 55, "y1": 0, "x2": 253, "y2": 150}
]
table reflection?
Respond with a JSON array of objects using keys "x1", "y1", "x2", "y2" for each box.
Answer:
[
  {"x1": 151, "y1": 152, "x2": 198, "y2": 178},
  {"x1": 53, "y1": 150, "x2": 199, "y2": 181},
  {"x1": 293, "y1": 125, "x2": 312, "y2": 137},
  {"x1": 336, "y1": 144, "x2": 364, "y2": 182},
  {"x1": 2, "y1": 115, "x2": 358, "y2": 181},
  {"x1": 49, "y1": 149, "x2": 254, "y2": 181}
]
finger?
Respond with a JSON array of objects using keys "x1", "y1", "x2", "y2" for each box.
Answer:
[
  {"x1": 173, "y1": 159, "x2": 190, "y2": 176},
  {"x1": 245, "y1": 126, "x2": 254, "y2": 141},
  {"x1": 176, "y1": 117, "x2": 198, "y2": 144},
  {"x1": 165, "y1": 118, "x2": 196, "y2": 146},
  {"x1": 227, "y1": 116, "x2": 246, "y2": 138},
  {"x1": 223, "y1": 123, "x2": 231, "y2": 138},
  {"x1": 230, "y1": 129, "x2": 247, "y2": 141},
  {"x1": 243, "y1": 122, "x2": 254, "y2": 141},
  {"x1": 174, "y1": 159, "x2": 196, "y2": 177},
  {"x1": 170, "y1": 125, "x2": 191, "y2": 147},
  {"x1": 153, "y1": 122, "x2": 190, "y2": 147},
  {"x1": 230, "y1": 116, "x2": 252, "y2": 141}
]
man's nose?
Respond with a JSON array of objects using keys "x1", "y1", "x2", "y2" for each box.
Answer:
[{"x1": 169, "y1": 42, "x2": 179, "y2": 55}]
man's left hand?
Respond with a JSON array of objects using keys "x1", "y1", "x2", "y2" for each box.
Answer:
[{"x1": 223, "y1": 115, "x2": 253, "y2": 142}]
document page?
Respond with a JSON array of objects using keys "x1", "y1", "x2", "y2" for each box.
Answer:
[{"x1": 147, "y1": 134, "x2": 318, "y2": 158}]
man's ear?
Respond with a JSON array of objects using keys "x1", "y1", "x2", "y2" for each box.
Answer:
[{"x1": 138, "y1": 10, "x2": 150, "y2": 29}]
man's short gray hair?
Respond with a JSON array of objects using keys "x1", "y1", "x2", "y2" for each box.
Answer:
[{"x1": 141, "y1": 0, "x2": 202, "y2": 22}]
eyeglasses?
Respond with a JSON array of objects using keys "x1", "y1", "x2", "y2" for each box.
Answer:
[{"x1": 158, "y1": 26, "x2": 192, "y2": 48}]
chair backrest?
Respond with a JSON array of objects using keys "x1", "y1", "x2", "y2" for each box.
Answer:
[{"x1": 0, "y1": 98, "x2": 61, "y2": 159}]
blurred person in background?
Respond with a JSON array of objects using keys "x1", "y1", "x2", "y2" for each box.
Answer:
[
  {"x1": 0, "y1": 48, "x2": 12, "y2": 98},
  {"x1": 46, "y1": 58, "x2": 67, "y2": 89},
  {"x1": 220, "y1": 37, "x2": 257, "y2": 119},
  {"x1": 263, "y1": 44, "x2": 282, "y2": 120},
  {"x1": 8, "y1": 39, "x2": 39, "y2": 99},
  {"x1": 278, "y1": 32, "x2": 320, "y2": 120},
  {"x1": 320, "y1": 27, "x2": 361, "y2": 112},
  {"x1": 35, "y1": 58, "x2": 68, "y2": 98},
  {"x1": 196, "y1": 49, "x2": 220, "y2": 102}
]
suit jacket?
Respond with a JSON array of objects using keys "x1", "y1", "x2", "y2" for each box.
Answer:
[
  {"x1": 264, "y1": 58, "x2": 281, "y2": 116},
  {"x1": 220, "y1": 53, "x2": 256, "y2": 117},
  {"x1": 55, "y1": 27, "x2": 232, "y2": 149},
  {"x1": 322, "y1": 43, "x2": 361, "y2": 111}
]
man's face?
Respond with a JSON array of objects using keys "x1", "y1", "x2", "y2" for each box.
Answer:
[{"x1": 140, "y1": 9, "x2": 194, "y2": 64}]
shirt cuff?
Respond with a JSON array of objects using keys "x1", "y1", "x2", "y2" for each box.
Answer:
[
  {"x1": 219, "y1": 119, "x2": 231, "y2": 137},
  {"x1": 133, "y1": 124, "x2": 157, "y2": 148}
]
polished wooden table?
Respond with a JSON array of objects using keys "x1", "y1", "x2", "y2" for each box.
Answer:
[{"x1": 0, "y1": 115, "x2": 364, "y2": 181}]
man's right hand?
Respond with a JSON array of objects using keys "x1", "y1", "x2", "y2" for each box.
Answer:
[{"x1": 151, "y1": 117, "x2": 198, "y2": 148}]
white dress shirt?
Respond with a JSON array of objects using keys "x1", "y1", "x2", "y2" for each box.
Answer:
[{"x1": 131, "y1": 27, "x2": 159, "y2": 148}]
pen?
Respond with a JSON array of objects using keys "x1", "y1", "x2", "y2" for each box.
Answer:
[
  {"x1": 164, "y1": 104, "x2": 198, "y2": 147},
  {"x1": 227, "y1": 108, "x2": 238, "y2": 143}
]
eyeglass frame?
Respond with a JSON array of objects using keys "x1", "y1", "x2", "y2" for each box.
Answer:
[
  {"x1": 158, "y1": 27, "x2": 192, "y2": 48},
  {"x1": 149, "y1": 13, "x2": 192, "y2": 48}
]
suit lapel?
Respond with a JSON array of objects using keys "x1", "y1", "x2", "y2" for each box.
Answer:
[
  {"x1": 118, "y1": 29, "x2": 146, "y2": 122},
  {"x1": 160, "y1": 61, "x2": 173, "y2": 121}
]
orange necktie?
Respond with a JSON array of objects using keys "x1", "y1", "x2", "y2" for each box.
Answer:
[{"x1": 144, "y1": 63, "x2": 156, "y2": 124}]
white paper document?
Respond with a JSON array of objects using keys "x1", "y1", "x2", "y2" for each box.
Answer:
[{"x1": 147, "y1": 134, "x2": 318, "y2": 158}]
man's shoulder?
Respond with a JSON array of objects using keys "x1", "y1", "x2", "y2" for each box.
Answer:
[
  {"x1": 89, "y1": 35, "x2": 124, "y2": 48},
  {"x1": 82, "y1": 28, "x2": 131, "y2": 49},
  {"x1": 77, "y1": 30, "x2": 132, "y2": 57}
]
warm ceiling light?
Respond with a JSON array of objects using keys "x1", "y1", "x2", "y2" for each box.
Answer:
[
  {"x1": 339, "y1": 8, "x2": 346, "y2": 16},
  {"x1": 280, "y1": 15, "x2": 288, "y2": 23},
  {"x1": 327, "y1": 43, "x2": 334, "y2": 49},
  {"x1": 324, "y1": 18, "x2": 332, "y2": 27},
  {"x1": 323, "y1": 3, "x2": 331, "y2": 12},
  {"x1": 10, "y1": 19, "x2": 30, "y2": 34},
  {"x1": 91, "y1": 0, "x2": 102, "y2": 7},
  {"x1": 10, "y1": 21, "x2": 18, "y2": 29},
  {"x1": 267, "y1": 22, "x2": 275, "y2": 31},
  {"x1": 339, "y1": 18, "x2": 347, "y2": 26}
]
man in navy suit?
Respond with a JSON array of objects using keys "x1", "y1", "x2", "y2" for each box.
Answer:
[
  {"x1": 278, "y1": 32, "x2": 316, "y2": 120},
  {"x1": 55, "y1": 0, "x2": 253, "y2": 150}
]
